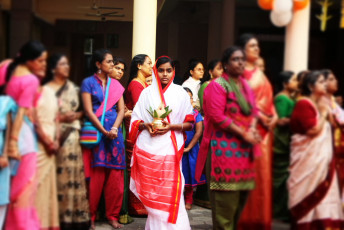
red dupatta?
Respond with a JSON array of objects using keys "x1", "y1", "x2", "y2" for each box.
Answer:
[{"x1": 152, "y1": 56, "x2": 183, "y2": 223}]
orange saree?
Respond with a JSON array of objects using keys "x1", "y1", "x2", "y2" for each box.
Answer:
[{"x1": 238, "y1": 68, "x2": 275, "y2": 230}]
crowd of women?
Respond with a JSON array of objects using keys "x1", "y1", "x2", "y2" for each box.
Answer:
[{"x1": 0, "y1": 32, "x2": 344, "y2": 230}]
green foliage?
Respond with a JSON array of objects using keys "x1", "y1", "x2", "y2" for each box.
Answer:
[
  {"x1": 147, "y1": 105, "x2": 172, "y2": 119},
  {"x1": 153, "y1": 110, "x2": 158, "y2": 118},
  {"x1": 146, "y1": 107, "x2": 154, "y2": 117},
  {"x1": 160, "y1": 107, "x2": 172, "y2": 119}
]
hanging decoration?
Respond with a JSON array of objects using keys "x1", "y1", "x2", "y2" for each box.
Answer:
[
  {"x1": 257, "y1": 0, "x2": 310, "y2": 28},
  {"x1": 341, "y1": 0, "x2": 344, "y2": 28},
  {"x1": 270, "y1": 0, "x2": 293, "y2": 27},
  {"x1": 316, "y1": 0, "x2": 333, "y2": 32},
  {"x1": 270, "y1": 10, "x2": 293, "y2": 27},
  {"x1": 273, "y1": 0, "x2": 293, "y2": 13},
  {"x1": 258, "y1": 0, "x2": 274, "y2": 10},
  {"x1": 293, "y1": 0, "x2": 310, "y2": 11}
]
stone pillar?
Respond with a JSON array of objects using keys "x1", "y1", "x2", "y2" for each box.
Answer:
[
  {"x1": 132, "y1": 0, "x2": 157, "y2": 61},
  {"x1": 284, "y1": 3, "x2": 311, "y2": 72},
  {"x1": 220, "y1": 0, "x2": 235, "y2": 53},
  {"x1": 10, "y1": 0, "x2": 33, "y2": 57}
]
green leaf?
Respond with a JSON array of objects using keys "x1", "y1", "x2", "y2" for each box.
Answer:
[
  {"x1": 153, "y1": 110, "x2": 158, "y2": 118},
  {"x1": 160, "y1": 109, "x2": 172, "y2": 119},
  {"x1": 149, "y1": 106, "x2": 154, "y2": 114},
  {"x1": 146, "y1": 109, "x2": 153, "y2": 117}
]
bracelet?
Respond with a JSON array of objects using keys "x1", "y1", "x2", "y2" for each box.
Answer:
[
  {"x1": 181, "y1": 123, "x2": 184, "y2": 131},
  {"x1": 10, "y1": 136, "x2": 18, "y2": 142},
  {"x1": 111, "y1": 127, "x2": 118, "y2": 132}
]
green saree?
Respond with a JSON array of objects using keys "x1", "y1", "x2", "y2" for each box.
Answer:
[{"x1": 273, "y1": 94, "x2": 295, "y2": 221}]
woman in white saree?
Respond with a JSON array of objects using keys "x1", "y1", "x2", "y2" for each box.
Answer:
[
  {"x1": 289, "y1": 71, "x2": 344, "y2": 229},
  {"x1": 129, "y1": 56, "x2": 195, "y2": 230}
]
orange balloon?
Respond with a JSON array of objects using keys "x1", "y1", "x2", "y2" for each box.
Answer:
[
  {"x1": 258, "y1": 0, "x2": 274, "y2": 10},
  {"x1": 293, "y1": 0, "x2": 309, "y2": 11}
]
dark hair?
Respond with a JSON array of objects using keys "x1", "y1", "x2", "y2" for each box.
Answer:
[
  {"x1": 235, "y1": 33, "x2": 257, "y2": 49},
  {"x1": 183, "y1": 58, "x2": 203, "y2": 82},
  {"x1": 156, "y1": 56, "x2": 174, "y2": 69},
  {"x1": 221, "y1": 46, "x2": 245, "y2": 67},
  {"x1": 275, "y1": 70, "x2": 294, "y2": 92},
  {"x1": 5, "y1": 41, "x2": 46, "y2": 83},
  {"x1": 128, "y1": 54, "x2": 148, "y2": 85},
  {"x1": 296, "y1": 70, "x2": 310, "y2": 92},
  {"x1": 89, "y1": 49, "x2": 112, "y2": 74},
  {"x1": 297, "y1": 70, "x2": 309, "y2": 82},
  {"x1": 183, "y1": 87, "x2": 193, "y2": 95},
  {"x1": 320, "y1": 69, "x2": 333, "y2": 80},
  {"x1": 113, "y1": 57, "x2": 126, "y2": 71},
  {"x1": 44, "y1": 53, "x2": 65, "y2": 84},
  {"x1": 299, "y1": 71, "x2": 323, "y2": 96},
  {"x1": 208, "y1": 59, "x2": 221, "y2": 72},
  {"x1": 202, "y1": 59, "x2": 221, "y2": 83}
]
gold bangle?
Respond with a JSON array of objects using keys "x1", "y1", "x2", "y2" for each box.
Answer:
[{"x1": 181, "y1": 123, "x2": 184, "y2": 131}]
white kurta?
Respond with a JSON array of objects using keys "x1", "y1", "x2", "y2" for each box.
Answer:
[{"x1": 182, "y1": 76, "x2": 201, "y2": 103}]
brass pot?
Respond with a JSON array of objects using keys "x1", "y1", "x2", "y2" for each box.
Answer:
[{"x1": 152, "y1": 118, "x2": 165, "y2": 130}]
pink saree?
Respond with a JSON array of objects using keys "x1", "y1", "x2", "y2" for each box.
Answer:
[
  {"x1": 238, "y1": 68, "x2": 274, "y2": 230},
  {"x1": 2, "y1": 65, "x2": 40, "y2": 230}
]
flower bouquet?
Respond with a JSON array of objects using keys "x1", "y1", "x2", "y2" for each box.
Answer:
[{"x1": 147, "y1": 102, "x2": 172, "y2": 130}]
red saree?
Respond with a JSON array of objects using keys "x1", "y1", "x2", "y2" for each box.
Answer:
[
  {"x1": 238, "y1": 68, "x2": 275, "y2": 230},
  {"x1": 124, "y1": 79, "x2": 148, "y2": 216}
]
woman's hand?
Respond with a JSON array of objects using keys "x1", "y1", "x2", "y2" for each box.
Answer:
[
  {"x1": 124, "y1": 110, "x2": 132, "y2": 119},
  {"x1": 107, "y1": 129, "x2": 118, "y2": 139},
  {"x1": 243, "y1": 129, "x2": 261, "y2": 145},
  {"x1": 155, "y1": 120, "x2": 172, "y2": 135},
  {"x1": 144, "y1": 123, "x2": 157, "y2": 137},
  {"x1": 184, "y1": 146, "x2": 191, "y2": 153},
  {"x1": 277, "y1": 118, "x2": 290, "y2": 126},
  {"x1": 267, "y1": 115, "x2": 278, "y2": 130},
  {"x1": 7, "y1": 139, "x2": 21, "y2": 160},
  {"x1": 60, "y1": 111, "x2": 78, "y2": 123},
  {"x1": 46, "y1": 140, "x2": 59, "y2": 155},
  {"x1": 0, "y1": 156, "x2": 9, "y2": 168}
]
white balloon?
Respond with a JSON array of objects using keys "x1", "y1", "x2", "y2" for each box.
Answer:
[
  {"x1": 273, "y1": 0, "x2": 293, "y2": 14},
  {"x1": 270, "y1": 10, "x2": 293, "y2": 27}
]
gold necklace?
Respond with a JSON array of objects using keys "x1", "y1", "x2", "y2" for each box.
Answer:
[{"x1": 134, "y1": 77, "x2": 146, "y2": 88}]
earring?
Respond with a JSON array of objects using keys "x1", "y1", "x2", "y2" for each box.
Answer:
[{"x1": 98, "y1": 69, "x2": 101, "y2": 74}]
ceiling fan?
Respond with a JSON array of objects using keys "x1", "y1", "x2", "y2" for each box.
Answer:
[
  {"x1": 86, "y1": 10, "x2": 125, "y2": 18},
  {"x1": 78, "y1": 0, "x2": 124, "y2": 11},
  {"x1": 80, "y1": 0, "x2": 125, "y2": 19}
]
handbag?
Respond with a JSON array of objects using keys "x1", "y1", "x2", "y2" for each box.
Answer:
[{"x1": 80, "y1": 78, "x2": 111, "y2": 148}]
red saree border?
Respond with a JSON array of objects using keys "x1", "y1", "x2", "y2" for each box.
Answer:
[
  {"x1": 129, "y1": 120, "x2": 143, "y2": 144},
  {"x1": 291, "y1": 218, "x2": 344, "y2": 230},
  {"x1": 290, "y1": 159, "x2": 335, "y2": 221}
]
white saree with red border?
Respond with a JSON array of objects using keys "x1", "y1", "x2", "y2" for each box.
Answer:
[{"x1": 129, "y1": 65, "x2": 194, "y2": 230}]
